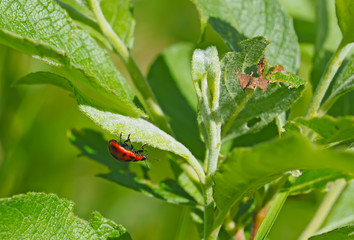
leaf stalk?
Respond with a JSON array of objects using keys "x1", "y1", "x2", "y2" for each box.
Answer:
[
  {"x1": 298, "y1": 179, "x2": 346, "y2": 240},
  {"x1": 253, "y1": 191, "x2": 289, "y2": 240},
  {"x1": 306, "y1": 41, "x2": 353, "y2": 118},
  {"x1": 88, "y1": 0, "x2": 171, "y2": 134}
]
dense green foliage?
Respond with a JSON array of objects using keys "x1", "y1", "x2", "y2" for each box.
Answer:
[{"x1": 0, "y1": 0, "x2": 353, "y2": 239}]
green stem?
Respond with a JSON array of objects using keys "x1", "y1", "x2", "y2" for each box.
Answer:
[
  {"x1": 205, "y1": 121, "x2": 221, "y2": 175},
  {"x1": 204, "y1": 120, "x2": 221, "y2": 240},
  {"x1": 88, "y1": 0, "x2": 171, "y2": 134},
  {"x1": 210, "y1": 209, "x2": 229, "y2": 239},
  {"x1": 319, "y1": 97, "x2": 337, "y2": 117},
  {"x1": 305, "y1": 41, "x2": 353, "y2": 118},
  {"x1": 204, "y1": 176, "x2": 216, "y2": 240},
  {"x1": 298, "y1": 179, "x2": 346, "y2": 240},
  {"x1": 253, "y1": 191, "x2": 289, "y2": 240}
]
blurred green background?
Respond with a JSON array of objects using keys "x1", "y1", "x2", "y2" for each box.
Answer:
[{"x1": 0, "y1": 0, "x2": 346, "y2": 239}]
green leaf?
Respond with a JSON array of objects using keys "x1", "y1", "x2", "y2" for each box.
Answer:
[
  {"x1": 310, "y1": 0, "x2": 342, "y2": 90},
  {"x1": 294, "y1": 115, "x2": 354, "y2": 145},
  {"x1": 336, "y1": 0, "x2": 354, "y2": 44},
  {"x1": 57, "y1": 0, "x2": 98, "y2": 30},
  {"x1": 267, "y1": 71, "x2": 306, "y2": 88},
  {"x1": 192, "y1": 46, "x2": 221, "y2": 144},
  {"x1": 68, "y1": 128, "x2": 198, "y2": 205},
  {"x1": 15, "y1": 71, "x2": 73, "y2": 92},
  {"x1": 56, "y1": 0, "x2": 113, "y2": 49},
  {"x1": 218, "y1": 37, "x2": 270, "y2": 128},
  {"x1": 90, "y1": 212, "x2": 132, "y2": 240},
  {"x1": 16, "y1": 71, "x2": 132, "y2": 116},
  {"x1": 169, "y1": 159, "x2": 204, "y2": 205},
  {"x1": 100, "y1": 0, "x2": 135, "y2": 49},
  {"x1": 218, "y1": 37, "x2": 305, "y2": 141},
  {"x1": 320, "y1": 181, "x2": 354, "y2": 234},
  {"x1": 309, "y1": 225, "x2": 354, "y2": 240},
  {"x1": 192, "y1": 46, "x2": 220, "y2": 112},
  {"x1": 76, "y1": 96, "x2": 205, "y2": 191},
  {"x1": 147, "y1": 43, "x2": 205, "y2": 160},
  {"x1": 0, "y1": 192, "x2": 131, "y2": 240},
  {"x1": 322, "y1": 58, "x2": 354, "y2": 113},
  {"x1": 213, "y1": 134, "x2": 354, "y2": 215},
  {"x1": 77, "y1": 104, "x2": 204, "y2": 181},
  {"x1": 0, "y1": 0, "x2": 143, "y2": 117},
  {"x1": 192, "y1": 0, "x2": 300, "y2": 72},
  {"x1": 284, "y1": 169, "x2": 352, "y2": 195},
  {"x1": 0, "y1": 28, "x2": 67, "y2": 65}
]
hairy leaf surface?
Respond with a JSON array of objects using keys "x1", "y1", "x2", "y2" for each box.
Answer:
[
  {"x1": 68, "y1": 129, "x2": 198, "y2": 205},
  {"x1": 0, "y1": 0, "x2": 143, "y2": 117},
  {"x1": 193, "y1": 0, "x2": 300, "y2": 72},
  {"x1": 218, "y1": 37, "x2": 305, "y2": 142},
  {"x1": 78, "y1": 104, "x2": 199, "y2": 171},
  {"x1": 0, "y1": 193, "x2": 132, "y2": 240}
]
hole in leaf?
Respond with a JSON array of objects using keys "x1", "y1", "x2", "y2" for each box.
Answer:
[{"x1": 247, "y1": 117, "x2": 261, "y2": 128}]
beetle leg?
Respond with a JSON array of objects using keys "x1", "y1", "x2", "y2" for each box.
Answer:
[
  {"x1": 119, "y1": 133, "x2": 123, "y2": 144},
  {"x1": 124, "y1": 134, "x2": 134, "y2": 150},
  {"x1": 136, "y1": 144, "x2": 148, "y2": 154}
]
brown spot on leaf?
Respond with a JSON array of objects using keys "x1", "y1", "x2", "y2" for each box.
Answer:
[
  {"x1": 257, "y1": 57, "x2": 265, "y2": 77},
  {"x1": 271, "y1": 64, "x2": 285, "y2": 74},
  {"x1": 234, "y1": 57, "x2": 288, "y2": 92},
  {"x1": 235, "y1": 71, "x2": 269, "y2": 92}
]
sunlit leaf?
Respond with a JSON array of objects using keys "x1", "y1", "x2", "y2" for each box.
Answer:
[
  {"x1": 309, "y1": 225, "x2": 354, "y2": 240},
  {"x1": 192, "y1": 0, "x2": 300, "y2": 72},
  {"x1": 294, "y1": 115, "x2": 354, "y2": 145},
  {"x1": 218, "y1": 37, "x2": 305, "y2": 142},
  {"x1": 68, "y1": 129, "x2": 198, "y2": 205},
  {"x1": 284, "y1": 169, "x2": 352, "y2": 195},
  {"x1": 192, "y1": 46, "x2": 221, "y2": 144},
  {"x1": 0, "y1": 0, "x2": 143, "y2": 117},
  {"x1": 335, "y1": 0, "x2": 354, "y2": 44},
  {"x1": 16, "y1": 71, "x2": 132, "y2": 115},
  {"x1": 78, "y1": 104, "x2": 200, "y2": 173},
  {"x1": 213, "y1": 134, "x2": 354, "y2": 214},
  {"x1": 0, "y1": 192, "x2": 132, "y2": 240},
  {"x1": 267, "y1": 71, "x2": 306, "y2": 88},
  {"x1": 100, "y1": 0, "x2": 135, "y2": 48}
]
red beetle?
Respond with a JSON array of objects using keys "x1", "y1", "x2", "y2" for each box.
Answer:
[{"x1": 108, "y1": 133, "x2": 148, "y2": 164}]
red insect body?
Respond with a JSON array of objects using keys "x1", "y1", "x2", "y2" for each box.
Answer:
[{"x1": 108, "y1": 134, "x2": 148, "y2": 163}]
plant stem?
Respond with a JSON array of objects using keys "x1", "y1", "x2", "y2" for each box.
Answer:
[
  {"x1": 305, "y1": 41, "x2": 353, "y2": 118},
  {"x1": 204, "y1": 120, "x2": 221, "y2": 240},
  {"x1": 88, "y1": 0, "x2": 171, "y2": 134},
  {"x1": 253, "y1": 191, "x2": 289, "y2": 240},
  {"x1": 298, "y1": 179, "x2": 346, "y2": 240}
]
